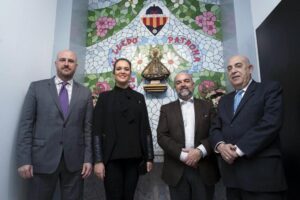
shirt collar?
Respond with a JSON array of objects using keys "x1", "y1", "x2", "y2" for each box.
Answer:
[
  {"x1": 55, "y1": 76, "x2": 73, "y2": 86},
  {"x1": 179, "y1": 96, "x2": 194, "y2": 105},
  {"x1": 236, "y1": 79, "x2": 252, "y2": 93}
]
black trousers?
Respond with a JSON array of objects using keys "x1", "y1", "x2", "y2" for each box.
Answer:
[
  {"x1": 226, "y1": 188, "x2": 286, "y2": 200},
  {"x1": 104, "y1": 158, "x2": 140, "y2": 200},
  {"x1": 169, "y1": 166, "x2": 215, "y2": 200},
  {"x1": 29, "y1": 155, "x2": 83, "y2": 200}
]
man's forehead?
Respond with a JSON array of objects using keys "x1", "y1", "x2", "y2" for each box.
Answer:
[
  {"x1": 175, "y1": 73, "x2": 191, "y2": 81},
  {"x1": 57, "y1": 51, "x2": 76, "y2": 58},
  {"x1": 228, "y1": 56, "x2": 248, "y2": 65}
]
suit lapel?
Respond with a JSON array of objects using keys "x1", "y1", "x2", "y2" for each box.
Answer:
[
  {"x1": 174, "y1": 100, "x2": 185, "y2": 143},
  {"x1": 225, "y1": 92, "x2": 235, "y2": 120},
  {"x1": 48, "y1": 77, "x2": 64, "y2": 118},
  {"x1": 65, "y1": 81, "x2": 79, "y2": 121},
  {"x1": 194, "y1": 99, "x2": 201, "y2": 145}
]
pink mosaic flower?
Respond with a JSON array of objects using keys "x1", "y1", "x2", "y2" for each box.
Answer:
[
  {"x1": 203, "y1": 22, "x2": 217, "y2": 35},
  {"x1": 203, "y1": 11, "x2": 217, "y2": 22},
  {"x1": 95, "y1": 16, "x2": 116, "y2": 37},
  {"x1": 128, "y1": 77, "x2": 136, "y2": 89},
  {"x1": 198, "y1": 80, "x2": 216, "y2": 98},
  {"x1": 96, "y1": 28, "x2": 108, "y2": 37},
  {"x1": 195, "y1": 15, "x2": 206, "y2": 27},
  {"x1": 93, "y1": 81, "x2": 111, "y2": 95},
  {"x1": 106, "y1": 18, "x2": 116, "y2": 30},
  {"x1": 96, "y1": 17, "x2": 109, "y2": 29},
  {"x1": 195, "y1": 11, "x2": 217, "y2": 36}
]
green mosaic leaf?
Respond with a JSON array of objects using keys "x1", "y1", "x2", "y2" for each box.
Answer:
[
  {"x1": 92, "y1": 35, "x2": 98, "y2": 43},
  {"x1": 190, "y1": 5, "x2": 197, "y2": 12},
  {"x1": 88, "y1": 16, "x2": 95, "y2": 22},
  {"x1": 211, "y1": 5, "x2": 219, "y2": 12}
]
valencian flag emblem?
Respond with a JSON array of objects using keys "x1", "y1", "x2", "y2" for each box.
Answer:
[{"x1": 141, "y1": 5, "x2": 168, "y2": 35}]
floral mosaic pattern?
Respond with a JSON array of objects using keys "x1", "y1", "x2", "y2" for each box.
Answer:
[
  {"x1": 87, "y1": 0, "x2": 222, "y2": 46},
  {"x1": 164, "y1": 0, "x2": 222, "y2": 39},
  {"x1": 85, "y1": 0, "x2": 226, "y2": 156},
  {"x1": 87, "y1": 0, "x2": 144, "y2": 46}
]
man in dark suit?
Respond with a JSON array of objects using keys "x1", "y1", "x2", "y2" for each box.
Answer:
[
  {"x1": 209, "y1": 55, "x2": 287, "y2": 200},
  {"x1": 17, "y1": 50, "x2": 93, "y2": 200},
  {"x1": 157, "y1": 72, "x2": 220, "y2": 200}
]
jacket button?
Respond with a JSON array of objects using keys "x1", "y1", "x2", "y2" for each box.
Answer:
[{"x1": 60, "y1": 141, "x2": 63, "y2": 145}]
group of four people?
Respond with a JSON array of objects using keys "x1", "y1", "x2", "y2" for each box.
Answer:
[{"x1": 17, "y1": 49, "x2": 286, "y2": 200}]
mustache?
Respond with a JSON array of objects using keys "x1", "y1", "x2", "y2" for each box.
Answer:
[
  {"x1": 62, "y1": 65, "x2": 70, "y2": 69},
  {"x1": 179, "y1": 86, "x2": 190, "y2": 91}
]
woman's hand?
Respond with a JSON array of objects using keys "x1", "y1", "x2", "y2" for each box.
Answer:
[
  {"x1": 146, "y1": 161, "x2": 153, "y2": 172},
  {"x1": 94, "y1": 162, "x2": 105, "y2": 180}
]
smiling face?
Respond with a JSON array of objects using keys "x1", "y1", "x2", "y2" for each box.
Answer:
[
  {"x1": 227, "y1": 55, "x2": 253, "y2": 90},
  {"x1": 55, "y1": 50, "x2": 77, "y2": 81},
  {"x1": 174, "y1": 72, "x2": 195, "y2": 100},
  {"x1": 113, "y1": 59, "x2": 131, "y2": 88}
]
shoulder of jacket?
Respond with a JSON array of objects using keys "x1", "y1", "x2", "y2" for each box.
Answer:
[
  {"x1": 161, "y1": 100, "x2": 178, "y2": 108},
  {"x1": 31, "y1": 78, "x2": 51, "y2": 85},
  {"x1": 130, "y1": 89, "x2": 144, "y2": 97}
]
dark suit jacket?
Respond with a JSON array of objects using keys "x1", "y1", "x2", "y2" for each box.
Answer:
[
  {"x1": 210, "y1": 80, "x2": 287, "y2": 192},
  {"x1": 93, "y1": 87, "x2": 154, "y2": 164},
  {"x1": 157, "y1": 98, "x2": 220, "y2": 187},
  {"x1": 17, "y1": 77, "x2": 93, "y2": 173}
]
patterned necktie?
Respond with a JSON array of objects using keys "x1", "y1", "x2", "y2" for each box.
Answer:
[
  {"x1": 233, "y1": 90, "x2": 244, "y2": 113},
  {"x1": 59, "y1": 82, "x2": 69, "y2": 118}
]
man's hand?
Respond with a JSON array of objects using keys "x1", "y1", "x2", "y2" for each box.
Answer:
[
  {"x1": 94, "y1": 162, "x2": 105, "y2": 180},
  {"x1": 217, "y1": 143, "x2": 238, "y2": 164},
  {"x1": 182, "y1": 148, "x2": 201, "y2": 168},
  {"x1": 146, "y1": 161, "x2": 153, "y2": 173},
  {"x1": 18, "y1": 165, "x2": 33, "y2": 179},
  {"x1": 81, "y1": 163, "x2": 92, "y2": 178}
]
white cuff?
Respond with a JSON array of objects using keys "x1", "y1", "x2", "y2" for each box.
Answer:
[
  {"x1": 197, "y1": 144, "x2": 207, "y2": 158},
  {"x1": 180, "y1": 151, "x2": 188, "y2": 161},
  {"x1": 235, "y1": 145, "x2": 245, "y2": 157},
  {"x1": 214, "y1": 141, "x2": 225, "y2": 153}
]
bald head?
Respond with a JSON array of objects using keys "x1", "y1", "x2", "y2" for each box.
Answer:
[
  {"x1": 55, "y1": 50, "x2": 78, "y2": 81},
  {"x1": 228, "y1": 55, "x2": 250, "y2": 66},
  {"x1": 227, "y1": 55, "x2": 253, "y2": 90}
]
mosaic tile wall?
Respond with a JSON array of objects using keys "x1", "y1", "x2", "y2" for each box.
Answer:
[{"x1": 84, "y1": 0, "x2": 226, "y2": 159}]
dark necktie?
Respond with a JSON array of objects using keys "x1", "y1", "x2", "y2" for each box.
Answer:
[
  {"x1": 59, "y1": 82, "x2": 69, "y2": 118},
  {"x1": 234, "y1": 90, "x2": 244, "y2": 113}
]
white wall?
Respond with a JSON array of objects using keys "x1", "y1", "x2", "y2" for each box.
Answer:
[
  {"x1": 251, "y1": 0, "x2": 281, "y2": 29},
  {"x1": 221, "y1": 0, "x2": 281, "y2": 83},
  {"x1": 0, "y1": 0, "x2": 88, "y2": 199},
  {"x1": 233, "y1": 0, "x2": 261, "y2": 81},
  {"x1": 0, "y1": 0, "x2": 58, "y2": 199}
]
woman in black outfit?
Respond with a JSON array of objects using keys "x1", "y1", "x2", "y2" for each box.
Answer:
[{"x1": 93, "y1": 58, "x2": 154, "y2": 200}]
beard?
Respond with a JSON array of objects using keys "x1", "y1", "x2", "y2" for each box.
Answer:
[{"x1": 178, "y1": 88, "x2": 193, "y2": 100}]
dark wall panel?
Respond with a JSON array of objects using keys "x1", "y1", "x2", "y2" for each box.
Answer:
[{"x1": 256, "y1": 0, "x2": 300, "y2": 199}]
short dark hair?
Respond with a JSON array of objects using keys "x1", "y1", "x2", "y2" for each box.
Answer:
[{"x1": 113, "y1": 58, "x2": 132, "y2": 74}]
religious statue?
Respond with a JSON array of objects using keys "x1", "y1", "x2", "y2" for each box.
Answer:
[{"x1": 142, "y1": 48, "x2": 170, "y2": 92}]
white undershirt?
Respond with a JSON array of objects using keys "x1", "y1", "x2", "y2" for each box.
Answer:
[
  {"x1": 54, "y1": 76, "x2": 73, "y2": 104},
  {"x1": 179, "y1": 97, "x2": 207, "y2": 161}
]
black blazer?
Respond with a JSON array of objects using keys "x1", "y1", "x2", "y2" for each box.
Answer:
[
  {"x1": 157, "y1": 98, "x2": 220, "y2": 187},
  {"x1": 210, "y1": 80, "x2": 287, "y2": 192},
  {"x1": 93, "y1": 87, "x2": 154, "y2": 164}
]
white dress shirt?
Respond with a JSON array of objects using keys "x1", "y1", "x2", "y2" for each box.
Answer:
[
  {"x1": 179, "y1": 97, "x2": 207, "y2": 161},
  {"x1": 54, "y1": 76, "x2": 73, "y2": 104}
]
